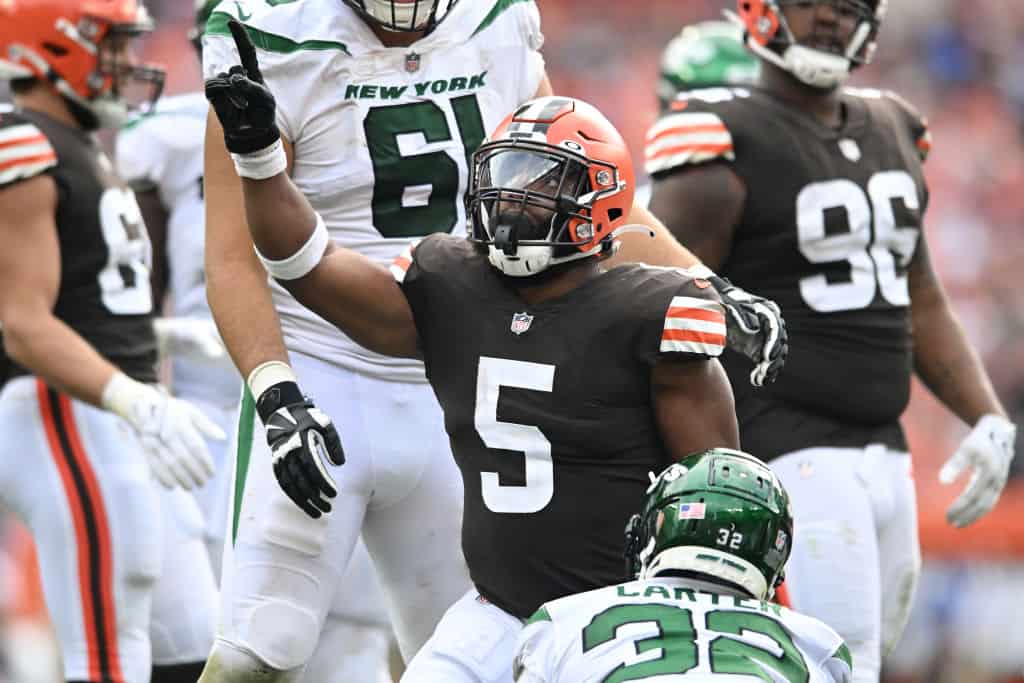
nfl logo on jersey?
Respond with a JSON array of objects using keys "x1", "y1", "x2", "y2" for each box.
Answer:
[
  {"x1": 510, "y1": 312, "x2": 534, "y2": 335},
  {"x1": 404, "y1": 52, "x2": 421, "y2": 73}
]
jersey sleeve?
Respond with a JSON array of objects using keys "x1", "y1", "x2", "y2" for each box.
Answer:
[
  {"x1": 634, "y1": 269, "x2": 727, "y2": 366},
  {"x1": 0, "y1": 115, "x2": 57, "y2": 188},
  {"x1": 516, "y1": 0, "x2": 546, "y2": 102},
  {"x1": 824, "y1": 641, "x2": 853, "y2": 682},
  {"x1": 115, "y1": 117, "x2": 165, "y2": 191},
  {"x1": 884, "y1": 90, "x2": 932, "y2": 162},
  {"x1": 513, "y1": 607, "x2": 557, "y2": 683},
  {"x1": 644, "y1": 106, "x2": 735, "y2": 176}
]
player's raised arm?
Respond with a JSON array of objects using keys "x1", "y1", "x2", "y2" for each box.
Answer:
[{"x1": 205, "y1": 19, "x2": 419, "y2": 359}]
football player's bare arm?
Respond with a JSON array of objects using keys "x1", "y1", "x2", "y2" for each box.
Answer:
[
  {"x1": 605, "y1": 202, "x2": 702, "y2": 269},
  {"x1": 532, "y1": 72, "x2": 554, "y2": 98},
  {"x1": 651, "y1": 358, "x2": 739, "y2": 458},
  {"x1": 204, "y1": 108, "x2": 291, "y2": 377},
  {"x1": 646, "y1": 164, "x2": 746, "y2": 271},
  {"x1": 908, "y1": 238, "x2": 1006, "y2": 424},
  {"x1": 0, "y1": 175, "x2": 120, "y2": 405},
  {"x1": 238, "y1": 169, "x2": 419, "y2": 359}
]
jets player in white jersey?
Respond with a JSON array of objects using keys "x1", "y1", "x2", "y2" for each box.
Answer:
[
  {"x1": 118, "y1": 4, "x2": 397, "y2": 682},
  {"x1": 198, "y1": 0, "x2": 788, "y2": 681},
  {"x1": 515, "y1": 450, "x2": 853, "y2": 683}
]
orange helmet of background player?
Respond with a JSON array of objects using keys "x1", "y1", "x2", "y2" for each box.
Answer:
[
  {"x1": 467, "y1": 97, "x2": 637, "y2": 277},
  {"x1": 0, "y1": 0, "x2": 164, "y2": 128}
]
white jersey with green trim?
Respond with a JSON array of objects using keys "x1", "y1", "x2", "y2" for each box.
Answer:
[
  {"x1": 202, "y1": 0, "x2": 545, "y2": 381},
  {"x1": 514, "y1": 577, "x2": 853, "y2": 683},
  {"x1": 116, "y1": 92, "x2": 241, "y2": 405}
]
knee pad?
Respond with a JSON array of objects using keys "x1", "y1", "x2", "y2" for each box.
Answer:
[
  {"x1": 231, "y1": 565, "x2": 324, "y2": 671},
  {"x1": 200, "y1": 640, "x2": 303, "y2": 683}
]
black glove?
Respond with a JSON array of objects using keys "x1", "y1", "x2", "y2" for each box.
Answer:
[
  {"x1": 204, "y1": 19, "x2": 280, "y2": 154},
  {"x1": 708, "y1": 276, "x2": 789, "y2": 386},
  {"x1": 256, "y1": 381, "x2": 345, "y2": 518}
]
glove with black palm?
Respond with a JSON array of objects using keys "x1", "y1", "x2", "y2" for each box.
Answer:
[
  {"x1": 251, "y1": 363, "x2": 345, "y2": 518},
  {"x1": 704, "y1": 273, "x2": 789, "y2": 387},
  {"x1": 204, "y1": 18, "x2": 285, "y2": 176}
]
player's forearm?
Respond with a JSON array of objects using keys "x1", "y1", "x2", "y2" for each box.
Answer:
[
  {"x1": 912, "y1": 300, "x2": 1006, "y2": 425},
  {"x1": 605, "y1": 202, "x2": 701, "y2": 269},
  {"x1": 206, "y1": 253, "x2": 290, "y2": 379},
  {"x1": 2, "y1": 312, "x2": 118, "y2": 406}
]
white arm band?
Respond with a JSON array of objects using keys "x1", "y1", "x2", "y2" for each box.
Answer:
[
  {"x1": 231, "y1": 138, "x2": 288, "y2": 180},
  {"x1": 247, "y1": 360, "x2": 299, "y2": 398},
  {"x1": 255, "y1": 212, "x2": 329, "y2": 281}
]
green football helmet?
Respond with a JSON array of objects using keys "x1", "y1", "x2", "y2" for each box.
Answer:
[
  {"x1": 190, "y1": 0, "x2": 220, "y2": 52},
  {"x1": 657, "y1": 20, "x2": 760, "y2": 111},
  {"x1": 625, "y1": 448, "x2": 793, "y2": 600}
]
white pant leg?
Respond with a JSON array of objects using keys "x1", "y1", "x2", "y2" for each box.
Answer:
[
  {"x1": 215, "y1": 379, "x2": 369, "y2": 673},
  {"x1": 297, "y1": 361, "x2": 470, "y2": 663},
  {"x1": 0, "y1": 377, "x2": 162, "y2": 683},
  {"x1": 150, "y1": 486, "x2": 218, "y2": 665},
  {"x1": 874, "y1": 452, "x2": 920, "y2": 659},
  {"x1": 771, "y1": 445, "x2": 918, "y2": 683},
  {"x1": 305, "y1": 538, "x2": 393, "y2": 683},
  {"x1": 180, "y1": 396, "x2": 239, "y2": 582},
  {"x1": 401, "y1": 590, "x2": 522, "y2": 683}
]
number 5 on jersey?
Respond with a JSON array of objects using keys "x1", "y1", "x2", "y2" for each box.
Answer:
[{"x1": 474, "y1": 356, "x2": 554, "y2": 514}]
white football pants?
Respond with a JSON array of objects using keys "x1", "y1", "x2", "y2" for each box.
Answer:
[
  {"x1": 214, "y1": 350, "x2": 471, "y2": 678},
  {"x1": 771, "y1": 445, "x2": 921, "y2": 683},
  {"x1": 0, "y1": 376, "x2": 216, "y2": 681}
]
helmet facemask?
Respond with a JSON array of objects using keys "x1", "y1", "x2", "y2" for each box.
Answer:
[
  {"x1": 343, "y1": 0, "x2": 459, "y2": 33},
  {"x1": 741, "y1": 0, "x2": 884, "y2": 90},
  {"x1": 84, "y1": 23, "x2": 164, "y2": 128},
  {"x1": 468, "y1": 141, "x2": 615, "y2": 278}
]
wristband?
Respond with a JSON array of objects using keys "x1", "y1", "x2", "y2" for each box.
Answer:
[
  {"x1": 255, "y1": 212, "x2": 329, "y2": 281},
  {"x1": 231, "y1": 138, "x2": 287, "y2": 180}
]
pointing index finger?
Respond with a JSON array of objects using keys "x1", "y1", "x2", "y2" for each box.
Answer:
[{"x1": 227, "y1": 17, "x2": 263, "y2": 84}]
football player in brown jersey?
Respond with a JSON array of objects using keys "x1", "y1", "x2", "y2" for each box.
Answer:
[
  {"x1": 644, "y1": 2, "x2": 1017, "y2": 681},
  {"x1": 0, "y1": 1, "x2": 224, "y2": 681},
  {"x1": 204, "y1": 19, "x2": 747, "y2": 683}
]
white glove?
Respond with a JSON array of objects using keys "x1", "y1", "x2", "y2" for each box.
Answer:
[
  {"x1": 102, "y1": 372, "x2": 224, "y2": 490},
  {"x1": 153, "y1": 317, "x2": 226, "y2": 363},
  {"x1": 939, "y1": 414, "x2": 1017, "y2": 528}
]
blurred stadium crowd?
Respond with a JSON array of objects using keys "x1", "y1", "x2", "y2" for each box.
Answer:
[{"x1": 0, "y1": 1, "x2": 1021, "y2": 681}]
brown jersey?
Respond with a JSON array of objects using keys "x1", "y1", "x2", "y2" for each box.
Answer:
[
  {"x1": 646, "y1": 86, "x2": 932, "y2": 458},
  {"x1": 393, "y1": 234, "x2": 727, "y2": 618},
  {"x1": 0, "y1": 106, "x2": 157, "y2": 386}
]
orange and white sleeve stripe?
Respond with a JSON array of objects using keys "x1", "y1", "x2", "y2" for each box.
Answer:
[
  {"x1": 0, "y1": 123, "x2": 57, "y2": 186},
  {"x1": 389, "y1": 240, "x2": 419, "y2": 283},
  {"x1": 644, "y1": 112, "x2": 734, "y2": 176},
  {"x1": 660, "y1": 295, "x2": 727, "y2": 357},
  {"x1": 916, "y1": 127, "x2": 932, "y2": 161}
]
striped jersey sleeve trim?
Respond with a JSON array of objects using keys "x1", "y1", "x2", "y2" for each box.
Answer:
[
  {"x1": 660, "y1": 295, "x2": 726, "y2": 356},
  {"x1": 389, "y1": 240, "x2": 418, "y2": 283},
  {"x1": 0, "y1": 124, "x2": 56, "y2": 185},
  {"x1": 644, "y1": 112, "x2": 734, "y2": 175},
  {"x1": 916, "y1": 128, "x2": 932, "y2": 161}
]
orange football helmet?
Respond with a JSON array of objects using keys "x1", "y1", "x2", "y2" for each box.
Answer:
[
  {"x1": 737, "y1": 0, "x2": 886, "y2": 89},
  {"x1": 0, "y1": 0, "x2": 164, "y2": 128},
  {"x1": 467, "y1": 97, "x2": 637, "y2": 277}
]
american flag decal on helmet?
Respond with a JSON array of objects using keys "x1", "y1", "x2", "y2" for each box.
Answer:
[
  {"x1": 660, "y1": 296, "x2": 726, "y2": 356},
  {"x1": 507, "y1": 97, "x2": 574, "y2": 141}
]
